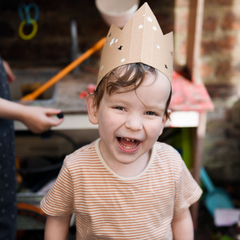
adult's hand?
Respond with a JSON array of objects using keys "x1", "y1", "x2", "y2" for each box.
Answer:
[
  {"x1": 0, "y1": 98, "x2": 64, "y2": 133},
  {"x1": 20, "y1": 106, "x2": 64, "y2": 133}
]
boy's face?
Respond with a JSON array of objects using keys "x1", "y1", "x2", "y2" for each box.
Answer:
[{"x1": 87, "y1": 71, "x2": 171, "y2": 174}]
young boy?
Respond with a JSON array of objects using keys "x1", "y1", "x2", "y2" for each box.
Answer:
[{"x1": 41, "y1": 3, "x2": 202, "y2": 240}]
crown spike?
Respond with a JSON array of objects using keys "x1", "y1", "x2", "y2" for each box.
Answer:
[{"x1": 97, "y1": 2, "x2": 173, "y2": 86}]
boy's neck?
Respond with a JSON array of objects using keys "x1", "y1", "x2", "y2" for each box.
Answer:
[
  {"x1": 99, "y1": 140, "x2": 151, "y2": 178},
  {"x1": 106, "y1": 152, "x2": 150, "y2": 178}
]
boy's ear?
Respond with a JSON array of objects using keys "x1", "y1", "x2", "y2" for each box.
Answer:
[
  {"x1": 86, "y1": 94, "x2": 98, "y2": 125},
  {"x1": 161, "y1": 109, "x2": 171, "y2": 128},
  {"x1": 158, "y1": 109, "x2": 171, "y2": 138}
]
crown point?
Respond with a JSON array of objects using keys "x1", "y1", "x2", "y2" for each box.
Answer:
[{"x1": 97, "y1": 2, "x2": 173, "y2": 86}]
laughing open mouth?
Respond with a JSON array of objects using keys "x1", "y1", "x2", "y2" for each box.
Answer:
[{"x1": 117, "y1": 137, "x2": 140, "y2": 149}]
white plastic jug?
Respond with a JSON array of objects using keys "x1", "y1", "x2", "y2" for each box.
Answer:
[{"x1": 95, "y1": 0, "x2": 139, "y2": 28}]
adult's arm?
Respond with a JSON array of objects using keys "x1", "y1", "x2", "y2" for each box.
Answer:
[{"x1": 0, "y1": 98, "x2": 63, "y2": 133}]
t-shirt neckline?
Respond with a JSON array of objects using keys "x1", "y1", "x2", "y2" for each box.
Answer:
[{"x1": 95, "y1": 138, "x2": 157, "y2": 180}]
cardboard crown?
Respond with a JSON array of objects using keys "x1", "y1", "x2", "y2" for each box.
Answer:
[{"x1": 97, "y1": 2, "x2": 173, "y2": 87}]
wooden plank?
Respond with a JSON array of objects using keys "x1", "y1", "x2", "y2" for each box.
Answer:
[
  {"x1": 186, "y1": 0, "x2": 205, "y2": 84},
  {"x1": 191, "y1": 112, "x2": 207, "y2": 229}
]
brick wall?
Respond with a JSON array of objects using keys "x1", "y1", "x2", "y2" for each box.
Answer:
[
  {"x1": 0, "y1": 0, "x2": 174, "y2": 67},
  {"x1": 0, "y1": 0, "x2": 109, "y2": 67},
  {"x1": 200, "y1": 0, "x2": 240, "y2": 182}
]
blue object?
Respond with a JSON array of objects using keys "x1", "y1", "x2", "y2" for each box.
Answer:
[
  {"x1": 200, "y1": 167, "x2": 234, "y2": 216},
  {"x1": 18, "y1": 3, "x2": 39, "y2": 25}
]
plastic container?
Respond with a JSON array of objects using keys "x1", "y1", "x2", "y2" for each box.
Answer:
[
  {"x1": 200, "y1": 167, "x2": 234, "y2": 216},
  {"x1": 95, "y1": 0, "x2": 139, "y2": 28}
]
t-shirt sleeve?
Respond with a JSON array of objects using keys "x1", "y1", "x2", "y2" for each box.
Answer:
[
  {"x1": 174, "y1": 160, "x2": 202, "y2": 215},
  {"x1": 40, "y1": 160, "x2": 75, "y2": 216}
]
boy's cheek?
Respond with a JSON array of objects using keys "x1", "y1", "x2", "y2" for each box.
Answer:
[{"x1": 100, "y1": 112, "x2": 120, "y2": 126}]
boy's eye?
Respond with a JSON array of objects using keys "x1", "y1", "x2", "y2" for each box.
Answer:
[
  {"x1": 114, "y1": 106, "x2": 125, "y2": 111},
  {"x1": 145, "y1": 111, "x2": 157, "y2": 116}
]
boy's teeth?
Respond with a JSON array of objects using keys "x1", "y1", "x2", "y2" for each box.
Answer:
[
  {"x1": 122, "y1": 137, "x2": 134, "y2": 142},
  {"x1": 119, "y1": 137, "x2": 139, "y2": 149}
]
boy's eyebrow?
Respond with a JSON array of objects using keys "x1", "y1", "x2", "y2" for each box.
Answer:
[{"x1": 144, "y1": 105, "x2": 166, "y2": 112}]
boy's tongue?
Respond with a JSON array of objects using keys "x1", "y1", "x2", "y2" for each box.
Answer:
[{"x1": 119, "y1": 138, "x2": 136, "y2": 147}]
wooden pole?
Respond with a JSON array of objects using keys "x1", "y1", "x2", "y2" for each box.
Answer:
[{"x1": 186, "y1": 0, "x2": 205, "y2": 84}]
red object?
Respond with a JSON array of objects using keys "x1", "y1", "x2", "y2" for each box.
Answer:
[
  {"x1": 79, "y1": 84, "x2": 96, "y2": 99},
  {"x1": 79, "y1": 91, "x2": 88, "y2": 99},
  {"x1": 87, "y1": 84, "x2": 96, "y2": 94},
  {"x1": 170, "y1": 71, "x2": 214, "y2": 112}
]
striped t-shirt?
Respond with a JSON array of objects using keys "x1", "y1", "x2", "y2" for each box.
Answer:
[{"x1": 41, "y1": 139, "x2": 202, "y2": 240}]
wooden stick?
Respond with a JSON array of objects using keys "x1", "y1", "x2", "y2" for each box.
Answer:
[{"x1": 21, "y1": 37, "x2": 106, "y2": 101}]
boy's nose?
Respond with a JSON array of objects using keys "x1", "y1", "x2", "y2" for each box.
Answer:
[{"x1": 125, "y1": 115, "x2": 143, "y2": 131}]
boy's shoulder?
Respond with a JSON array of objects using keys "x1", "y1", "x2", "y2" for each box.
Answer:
[
  {"x1": 64, "y1": 140, "x2": 98, "y2": 166},
  {"x1": 154, "y1": 141, "x2": 182, "y2": 160},
  {"x1": 153, "y1": 141, "x2": 185, "y2": 174}
]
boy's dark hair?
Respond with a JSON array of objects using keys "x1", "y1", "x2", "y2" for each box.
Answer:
[{"x1": 93, "y1": 63, "x2": 172, "y2": 119}]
